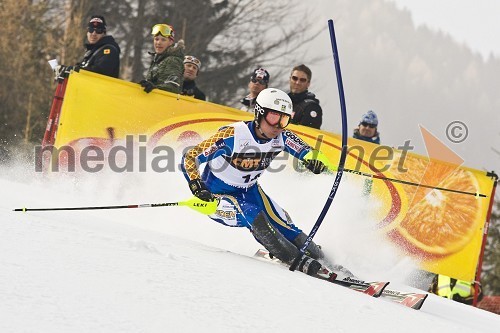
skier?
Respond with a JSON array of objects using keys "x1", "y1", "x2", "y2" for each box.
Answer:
[{"x1": 181, "y1": 88, "x2": 333, "y2": 276}]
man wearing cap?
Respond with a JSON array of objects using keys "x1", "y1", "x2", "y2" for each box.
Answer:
[
  {"x1": 239, "y1": 68, "x2": 270, "y2": 112},
  {"x1": 54, "y1": 15, "x2": 120, "y2": 79},
  {"x1": 288, "y1": 64, "x2": 322, "y2": 129},
  {"x1": 182, "y1": 55, "x2": 206, "y2": 101},
  {"x1": 353, "y1": 110, "x2": 381, "y2": 144}
]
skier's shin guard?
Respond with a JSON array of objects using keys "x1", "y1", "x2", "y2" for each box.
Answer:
[
  {"x1": 251, "y1": 212, "x2": 321, "y2": 276},
  {"x1": 251, "y1": 212, "x2": 300, "y2": 265},
  {"x1": 292, "y1": 232, "x2": 325, "y2": 260}
]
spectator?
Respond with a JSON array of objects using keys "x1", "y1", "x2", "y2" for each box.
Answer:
[
  {"x1": 353, "y1": 110, "x2": 380, "y2": 144},
  {"x1": 182, "y1": 55, "x2": 206, "y2": 100},
  {"x1": 240, "y1": 68, "x2": 270, "y2": 112},
  {"x1": 54, "y1": 15, "x2": 120, "y2": 79},
  {"x1": 429, "y1": 274, "x2": 483, "y2": 305},
  {"x1": 288, "y1": 64, "x2": 322, "y2": 129},
  {"x1": 140, "y1": 23, "x2": 184, "y2": 94},
  {"x1": 353, "y1": 110, "x2": 381, "y2": 196}
]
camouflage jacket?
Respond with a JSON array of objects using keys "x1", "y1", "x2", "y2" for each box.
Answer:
[{"x1": 145, "y1": 42, "x2": 184, "y2": 94}]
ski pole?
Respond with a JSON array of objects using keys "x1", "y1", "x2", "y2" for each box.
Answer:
[
  {"x1": 336, "y1": 167, "x2": 488, "y2": 198},
  {"x1": 290, "y1": 19, "x2": 348, "y2": 271},
  {"x1": 13, "y1": 196, "x2": 218, "y2": 215},
  {"x1": 324, "y1": 166, "x2": 488, "y2": 197}
]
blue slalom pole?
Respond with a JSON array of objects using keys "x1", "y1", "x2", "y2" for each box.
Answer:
[{"x1": 290, "y1": 19, "x2": 349, "y2": 271}]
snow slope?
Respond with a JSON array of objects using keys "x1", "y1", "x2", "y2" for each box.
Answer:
[{"x1": 1, "y1": 160, "x2": 499, "y2": 332}]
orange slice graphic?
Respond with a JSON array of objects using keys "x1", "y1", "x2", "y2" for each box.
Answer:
[{"x1": 387, "y1": 154, "x2": 482, "y2": 258}]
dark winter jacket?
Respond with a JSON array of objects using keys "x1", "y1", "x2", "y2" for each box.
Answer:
[
  {"x1": 78, "y1": 35, "x2": 120, "y2": 78},
  {"x1": 353, "y1": 128, "x2": 381, "y2": 144},
  {"x1": 288, "y1": 91, "x2": 322, "y2": 129},
  {"x1": 182, "y1": 80, "x2": 206, "y2": 101},
  {"x1": 240, "y1": 95, "x2": 257, "y2": 113},
  {"x1": 145, "y1": 42, "x2": 184, "y2": 94}
]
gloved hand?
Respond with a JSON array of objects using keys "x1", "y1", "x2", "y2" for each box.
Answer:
[
  {"x1": 301, "y1": 150, "x2": 335, "y2": 174},
  {"x1": 54, "y1": 65, "x2": 77, "y2": 81},
  {"x1": 54, "y1": 65, "x2": 68, "y2": 81},
  {"x1": 139, "y1": 79, "x2": 155, "y2": 93},
  {"x1": 188, "y1": 179, "x2": 215, "y2": 202},
  {"x1": 303, "y1": 159, "x2": 326, "y2": 174}
]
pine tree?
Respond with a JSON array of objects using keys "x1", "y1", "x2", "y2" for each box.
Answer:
[{"x1": 481, "y1": 184, "x2": 500, "y2": 295}]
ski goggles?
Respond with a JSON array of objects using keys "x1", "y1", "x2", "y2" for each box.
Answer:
[
  {"x1": 264, "y1": 110, "x2": 291, "y2": 129},
  {"x1": 360, "y1": 122, "x2": 376, "y2": 128},
  {"x1": 184, "y1": 55, "x2": 201, "y2": 69},
  {"x1": 151, "y1": 24, "x2": 175, "y2": 39}
]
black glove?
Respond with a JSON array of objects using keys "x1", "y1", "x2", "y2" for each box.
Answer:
[
  {"x1": 139, "y1": 79, "x2": 155, "y2": 93},
  {"x1": 303, "y1": 159, "x2": 326, "y2": 174},
  {"x1": 54, "y1": 65, "x2": 69, "y2": 81},
  {"x1": 188, "y1": 179, "x2": 215, "y2": 202}
]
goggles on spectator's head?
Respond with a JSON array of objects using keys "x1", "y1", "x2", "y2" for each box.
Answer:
[
  {"x1": 360, "y1": 122, "x2": 376, "y2": 128},
  {"x1": 264, "y1": 110, "x2": 291, "y2": 129},
  {"x1": 184, "y1": 55, "x2": 201, "y2": 69},
  {"x1": 88, "y1": 16, "x2": 106, "y2": 34},
  {"x1": 151, "y1": 24, "x2": 175, "y2": 39},
  {"x1": 251, "y1": 68, "x2": 270, "y2": 85}
]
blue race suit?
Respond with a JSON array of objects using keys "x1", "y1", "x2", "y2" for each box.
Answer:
[{"x1": 182, "y1": 121, "x2": 313, "y2": 242}]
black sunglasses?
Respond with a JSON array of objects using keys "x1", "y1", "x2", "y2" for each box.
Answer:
[
  {"x1": 88, "y1": 27, "x2": 105, "y2": 34},
  {"x1": 251, "y1": 78, "x2": 267, "y2": 85},
  {"x1": 360, "y1": 122, "x2": 376, "y2": 128},
  {"x1": 291, "y1": 75, "x2": 308, "y2": 83}
]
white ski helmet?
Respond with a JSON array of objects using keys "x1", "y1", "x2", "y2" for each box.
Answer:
[{"x1": 254, "y1": 88, "x2": 293, "y2": 128}]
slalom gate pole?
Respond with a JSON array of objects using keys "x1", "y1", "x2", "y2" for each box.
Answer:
[
  {"x1": 13, "y1": 196, "x2": 218, "y2": 215},
  {"x1": 290, "y1": 19, "x2": 349, "y2": 271}
]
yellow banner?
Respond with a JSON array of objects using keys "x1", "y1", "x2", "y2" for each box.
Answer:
[{"x1": 51, "y1": 70, "x2": 495, "y2": 281}]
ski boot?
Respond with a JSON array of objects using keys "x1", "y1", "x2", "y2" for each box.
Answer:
[{"x1": 297, "y1": 256, "x2": 322, "y2": 276}]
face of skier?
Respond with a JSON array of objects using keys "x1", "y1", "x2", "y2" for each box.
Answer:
[
  {"x1": 153, "y1": 35, "x2": 174, "y2": 54},
  {"x1": 257, "y1": 115, "x2": 284, "y2": 139},
  {"x1": 289, "y1": 70, "x2": 310, "y2": 94},
  {"x1": 255, "y1": 110, "x2": 291, "y2": 139}
]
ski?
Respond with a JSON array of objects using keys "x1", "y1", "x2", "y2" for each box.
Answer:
[
  {"x1": 380, "y1": 289, "x2": 428, "y2": 310},
  {"x1": 254, "y1": 249, "x2": 427, "y2": 310},
  {"x1": 314, "y1": 265, "x2": 389, "y2": 297}
]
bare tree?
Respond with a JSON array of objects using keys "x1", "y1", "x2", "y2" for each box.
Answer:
[
  {"x1": 86, "y1": 0, "x2": 320, "y2": 103},
  {"x1": 0, "y1": 0, "x2": 61, "y2": 155},
  {"x1": 59, "y1": 0, "x2": 93, "y2": 65},
  {"x1": 0, "y1": 0, "x2": 319, "y2": 156}
]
